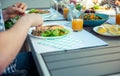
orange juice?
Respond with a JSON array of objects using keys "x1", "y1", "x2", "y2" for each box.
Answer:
[
  {"x1": 72, "y1": 19, "x2": 83, "y2": 31},
  {"x1": 116, "y1": 14, "x2": 120, "y2": 25},
  {"x1": 63, "y1": 8, "x2": 69, "y2": 19}
]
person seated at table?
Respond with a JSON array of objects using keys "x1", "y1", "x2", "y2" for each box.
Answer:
[{"x1": 0, "y1": 2, "x2": 43, "y2": 76}]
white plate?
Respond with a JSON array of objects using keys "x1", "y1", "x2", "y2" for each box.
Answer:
[
  {"x1": 26, "y1": 9, "x2": 65, "y2": 21},
  {"x1": 93, "y1": 26, "x2": 120, "y2": 37},
  {"x1": 28, "y1": 25, "x2": 72, "y2": 40}
]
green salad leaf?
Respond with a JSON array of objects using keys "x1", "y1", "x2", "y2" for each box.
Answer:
[
  {"x1": 76, "y1": 4, "x2": 82, "y2": 11},
  {"x1": 93, "y1": 5, "x2": 100, "y2": 10},
  {"x1": 28, "y1": 9, "x2": 39, "y2": 13},
  {"x1": 41, "y1": 28, "x2": 70, "y2": 37},
  {"x1": 5, "y1": 16, "x2": 20, "y2": 29}
]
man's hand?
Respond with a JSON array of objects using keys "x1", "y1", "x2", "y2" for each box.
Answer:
[
  {"x1": 3, "y1": 2, "x2": 27, "y2": 21},
  {"x1": 19, "y1": 14, "x2": 44, "y2": 27}
]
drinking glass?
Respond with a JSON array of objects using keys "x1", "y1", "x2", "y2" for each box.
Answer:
[
  {"x1": 115, "y1": 6, "x2": 120, "y2": 25},
  {"x1": 50, "y1": 0, "x2": 56, "y2": 10},
  {"x1": 72, "y1": 13, "x2": 84, "y2": 32},
  {"x1": 53, "y1": 0, "x2": 62, "y2": 11},
  {"x1": 63, "y1": 7, "x2": 69, "y2": 18}
]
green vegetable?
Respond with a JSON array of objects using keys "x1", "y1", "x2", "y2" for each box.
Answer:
[
  {"x1": 41, "y1": 30, "x2": 51, "y2": 37},
  {"x1": 5, "y1": 20, "x2": 14, "y2": 29},
  {"x1": 41, "y1": 28, "x2": 69, "y2": 37},
  {"x1": 5, "y1": 16, "x2": 20, "y2": 29},
  {"x1": 41, "y1": 32, "x2": 49, "y2": 37},
  {"x1": 76, "y1": 4, "x2": 82, "y2": 11},
  {"x1": 28, "y1": 9, "x2": 39, "y2": 13},
  {"x1": 93, "y1": 5, "x2": 100, "y2": 10},
  {"x1": 52, "y1": 29, "x2": 59, "y2": 36}
]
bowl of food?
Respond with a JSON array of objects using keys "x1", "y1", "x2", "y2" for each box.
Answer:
[{"x1": 81, "y1": 13, "x2": 109, "y2": 27}]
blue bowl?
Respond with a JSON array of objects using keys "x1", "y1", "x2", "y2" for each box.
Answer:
[{"x1": 83, "y1": 13, "x2": 109, "y2": 27}]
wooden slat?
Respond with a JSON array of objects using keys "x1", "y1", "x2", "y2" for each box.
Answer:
[
  {"x1": 51, "y1": 60, "x2": 120, "y2": 76},
  {"x1": 43, "y1": 47, "x2": 120, "y2": 63},
  {"x1": 46, "y1": 50, "x2": 120, "y2": 70}
]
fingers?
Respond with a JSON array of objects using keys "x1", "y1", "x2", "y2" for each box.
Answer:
[
  {"x1": 13, "y1": 7, "x2": 24, "y2": 14},
  {"x1": 12, "y1": 2, "x2": 27, "y2": 15},
  {"x1": 19, "y1": 3, "x2": 27, "y2": 11},
  {"x1": 4, "y1": 2, "x2": 27, "y2": 19},
  {"x1": 15, "y1": 2, "x2": 27, "y2": 11},
  {"x1": 22, "y1": 5, "x2": 27, "y2": 11}
]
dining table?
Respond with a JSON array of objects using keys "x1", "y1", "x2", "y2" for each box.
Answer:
[{"x1": 27, "y1": 9, "x2": 120, "y2": 76}]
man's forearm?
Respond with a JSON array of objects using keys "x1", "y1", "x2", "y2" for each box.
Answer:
[{"x1": 0, "y1": 17, "x2": 31, "y2": 74}]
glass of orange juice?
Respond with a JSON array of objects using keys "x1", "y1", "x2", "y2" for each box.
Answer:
[
  {"x1": 63, "y1": 7, "x2": 69, "y2": 19},
  {"x1": 115, "y1": 7, "x2": 120, "y2": 25},
  {"x1": 72, "y1": 15, "x2": 84, "y2": 32},
  {"x1": 116, "y1": 14, "x2": 120, "y2": 25}
]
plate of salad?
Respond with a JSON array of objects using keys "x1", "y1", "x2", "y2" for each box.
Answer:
[
  {"x1": 26, "y1": 9, "x2": 50, "y2": 15},
  {"x1": 28, "y1": 25, "x2": 71, "y2": 39}
]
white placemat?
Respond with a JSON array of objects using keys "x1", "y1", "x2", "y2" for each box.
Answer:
[
  {"x1": 37, "y1": 35, "x2": 82, "y2": 50},
  {"x1": 42, "y1": 8, "x2": 65, "y2": 21},
  {"x1": 30, "y1": 21, "x2": 108, "y2": 54}
]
